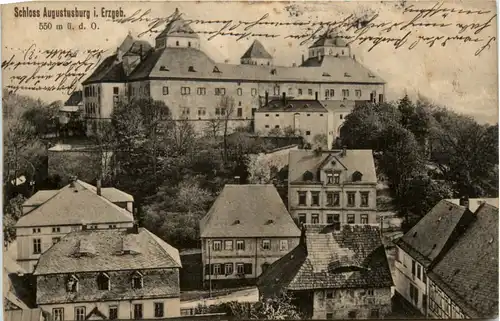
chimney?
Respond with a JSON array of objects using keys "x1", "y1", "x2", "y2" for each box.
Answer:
[
  {"x1": 69, "y1": 176, "x2": 76, "y2": 188},
  {"x1": 459, "y1": 196, "x2": 470, "y2": 209},
  {"x1": 131, "y1": 223, "x2": 139, "y2": 234},
  {"x1": 302, "y1": 54, "x2": 305, "y2": 63},
  {"x1": 139, "y1": 44, "x2": 143, "y2": 62},
  {"x1": 282, "y1": 92, "x2": 286, "y2": 105},
  {"x1": 265, "y1": 91, "x2": 269, "y2": 106},
  {"x1": 353, "y1": 54, "x2": 356, "y2": 61},
  {"x1": 315, "y1": 92, "x2": 318, "y2": 101},
  {"x1": 96, "y1": 179, "x2": 102, "y2": 196},
  {"x1": 234, "y1": 176, "x2": 240, "y2": 184},
  {"x1": 341, "y1": 146, "x2": 347, "y2": 156}
]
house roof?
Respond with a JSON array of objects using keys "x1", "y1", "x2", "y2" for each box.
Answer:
[
  {"x1": 81, "y1": 54, "x2": 126, "y2": 85},
  {"x1": 288, "y1": 149, "x2": 377, "y2": 184},
  {"x1": 77, "y1": 181, "x2": 134, "y2": 203},
  {"x1": 16, "y1": 180, "x2": 134, "y2": 227},
  {"x1": 428, "y1": 204, "x2": 498, "y2": 318},
  {"x1": 155, "y1": 9, "x2": 199, "y2": 40},
  {"x1": 123, "y1": 40, "x2": 153, "y2": 57},
  {"x1": 445, "y1": 198, "x2": 499, "y2": 212},
  {"x1": 258, "y1": 224, "x2": 393, "y2": 293},
  {"x1": 320, "y1": 100, "x2": 358, "y2": 112},
  {"x1": 64, "y1": 90, "x2": 82, "y2": 106},
  {"x1": 22, "y1": 190, "x2": 59, "y2": 207},
  {"x1": 309, "y1": 34, "x2": 349, "y2": 48},
  {"x1": 257, "y1": 99, "x2": 327, "y2": 112},
  {"x1": 241, "y1": 40, "x2": 273, "y2": 59},
  {"x1": 395, "y1": 200, "x2": 472, "y2": 268},
  {"x1": 5, "y1": 309, "x2": 44, "y2": 321},
  {"x1": 3, "y1": 256, "x2": 36, "y2": 310},
  {"x1": 127, "y1": 47, "x2": 384, "y2": 84},
  {"x1": 33, "y1": 227, "x2": 181, "y2": 275},
  {"x1": 200, "y1": 185, "x2": 300, "y2": 238}
]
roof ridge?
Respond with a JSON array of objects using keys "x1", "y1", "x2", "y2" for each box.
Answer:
[{"x1": 143, "y1": 229, "x2": 182, "y2": 268}]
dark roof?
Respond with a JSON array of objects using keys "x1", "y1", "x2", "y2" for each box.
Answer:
[
  {"x1": 258, "y1": 224, "x2": 393, "y2": 294},
  {"x1": 118, "y1": 34, "x2": 135, "y2": 53},
  {"x1": 155, "y1": 10, "x2": 199, "y2": 40},
  {"x1": 33, "y1": 227, "x2": 181, "y2": 275},
  {"x1": 81, "y1": 55, "x2": 126, "y2": 85},
  {"x1": 4, "y1": 256, "x2": 36, "y2": 309},
  {"x1": 288, "y1": 149, "x2": 377, "y2": 184},
  {"x1": 241, "y1": 40, "x2": 273, "y2": 59},
  {"x1": 16, "y1": 180, "x2": 134, "y2": 227},
  {"x1": 200, "y1": 185, "x2": 300, "y2": 238},
  {"x1": 5, "y1": 309, "x2": 44, "y2": 321},
  {"x1": 257, "y1": 99, "x2": 327, "y2": 112},
  {"x1": 225, "y1": 132, "x2": 305, "y2": 150},
  {"x1": 64, "y1": 91, "x2": 82, "y2": 106},
  {"x1": 395, "y1": 200, "x2": 472, "y2": 268},
  {"x1": 429, "y1": 203, "x2": 499, "y2": 318},
  {"x1": 309, "y1": 34, "x2": 349, "y2": 48},
  {"x1": 123, "y1": 40, "x2": 153, "y2": 57}
]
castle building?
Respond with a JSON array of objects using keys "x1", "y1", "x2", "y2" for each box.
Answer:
[{"x1": 81, "y1": 8, "x2": 385, "y2": 135}]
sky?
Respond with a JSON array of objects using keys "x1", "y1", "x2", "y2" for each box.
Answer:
[{"x1": 1, "y1": 0, "x2": 498, "y2": 124}]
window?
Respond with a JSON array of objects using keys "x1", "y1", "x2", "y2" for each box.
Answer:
[
  {"x1": 134, "y1": 304, "x2": 143, "y2": 319},
  {"x1": 181, "y1": 108, "x2": 190, "y2": 116},
  {"x1": 33, "y1": 228, "x2": 41, "y2": 234},
  {"x1": 213, "y1": 264, "x2": 222, "y2": 275},
  {"x1": 188, "y1": 41, "x2": 192, "y2": 47},
  {"x1": 409, "y1": 283, "x2": 419, "y2": 305},
  {"x1": 275, "y1": 114, "x2": 280, "y2": 117},
  {"x1": 52, "y1": 237, "x2": 61, "y2": 245},
  {"x1": 417, "y1": 264, "x2": 422, "y2": 280},
  {"x1": 334, "y1": 173, "x2": 340, "y2": 184},
  {"x1": 325, "y1": 89, "x2": 329, "y2": 98},
  {"x1": 311, "y1": 214, "x2": 319, "y2": 224},
  {"x1": 33, "y1": 238, "x2": 41, "y2": 254},
  {"x1": 52, "y1": 227, "x2": 60, "y2": 233},
  {"x1": 132, "y1": 272, "x2": 143, "y2": 289},
  {"x1": 53, "y1": 308, "x2": 64, "y2": 321},
  {"x1": 161, "y1": 86, "x2": 169, "y2": 95},
  {"x1": 411, "y1": 260, "x2": 416, "y2": 276},
  {"x1": 215, "y1": 108, "x2": 221, "y2": 116},
  {"x1": 265, "y1": 114, "x2": 269, "y2": 117},
  {"x1": 355, "y1": 89, "x2": 362, "y2": 97},
  {"x1": 361, "y1": 192, "x2": 369, "y2": 207},
  {"x1": 215, "y1": 88, "x2": 226, "y2": 96},
  {"x1": 329, "y1": 89, "x2": 335, "y2": 97},
  {"x1": 311, "y1": 192, "x2": 320, "y2": 206},
  {"x1": 347, "y1": 192, "x2": 355, "y2": 207},
  {"x1": 298, "y1": 192, "x2": 307, "y2": 205},
  {"x1": 347, "y1": 214, "x2": 355, "y2": 224},
  {"x1": 225, "y1": 263, "x2": 233, "y2": 275},
  {"x1": 340, "y1": 114, "x2": 343, "y2": 119},
  {"x1": 181, "y1": 87, "x2": 191, "y2": 95},
  {"x1": 97, "y1": 273, "x2": 110, "y2": 290},
  {"x1": 262, "y1": 239, "x2": 271, "y2": 250},
  {"x1": 326, "y1": 192, "x2": 335, "y2": 206},
  {"x1": 113, "y1": 87, "x2": 119, "y2": 95},
  {"x1": 236, "y1": 240, "x2": 245, "y2": 250},
  {"x1": 224, "y1": 240, "x2": 233, "y2": 250},
  {"x1": 109, "y1": 224, "x2": 117, "y2": 229},
  {"x1": 154, "y1": 302, "x2": 164, "y2": 318},
  {"x1": 197, "y1": 87, "x2": 206, "y2": 95},
  {"x1": 306, "y1": 130, "x2": 311, "y2": 135},
  {"x1": 326, "y1": 313, "x2": 334, "y2": 319},
  {"x1": 213, "y1": 240, "x2": 222, "y2": 251},
  {"x1": 298, "y1": 213, "x2": 306, "y2": 224},
  {"x1": 342, "y1": 89, "x2": 349, "y2": 97},
  {"x1": 279, "y1": 240, "x2": 288, "y2": 251},
  {"x1": 326, "y1": 290, "x2": 334, "y2": 298},
  {"x1": 237, "y1": 88, "x2": 243, "y2": 96},
  {"x1": 265, "y1": 125, "x2": 269, "y2": 128},
  {"x1": 109, "y1": 306, "x2": 118, "y2": 320},
  {"x1": 423, "y1": 270, "x2": 427, "y2": 284},
  {"x1": 251, "y1": 88, "x2": 257, "y2": 96},
  {"x1": 273, "y1": 86, "x2": 280, "y2": 95},
  {"x1": 298, "y1": 88, "x2": 302, "y2": 95},
  {"x1": 75, "y1": 307, "x2": 86, "y2": 321},
  {"x1": 370, "y1": 309, "x2": 380, "y2": 318},
  {"x1": 327, "y1": 174, "x2": 333, "y2": 184},
  {"x1": 361, "y1": 214, "x2": 368, "y2": 224},
  {"x1": 236, "y1": 263, "x2": 245, "y2": 274},
  {"x1": 367, "y1": 289, "x2": 374, "y2": 296},
  {"x1": 198, "y1": 108, "x2": 206, "y2": 116},
  {"x1": 66, "y1": 275, "x2": 78, "y2": 293},
  {"x1": 237, "y1": 108, "x2": 243, "y2": 117},
  {"x1": 308, "y1": 89, "x2": 313, "y2": 95}
]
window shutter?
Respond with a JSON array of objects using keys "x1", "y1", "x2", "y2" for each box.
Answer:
[
  {"x1": 244, "y1": 263, "x2": 252, "y2": 275},
  {"x1": 205, "y1": 264, "x2": 210, "y2": 275}
]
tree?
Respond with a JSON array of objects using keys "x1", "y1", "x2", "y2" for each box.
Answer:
[
  {"x1": 218, "y1": 96, "x2": 236, "y2": 164},
  {"x1": 4, "y1": 194, "x2": 26, "y2": 245},
  {"x1": 312, "y1": 133, "x2": 328, "y2": 149}
]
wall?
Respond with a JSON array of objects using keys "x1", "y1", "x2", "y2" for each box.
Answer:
[
  {"x1": 394, "y1": 246, "x2": 428, "y2": 315},
  {"x1": 201, "y1": 237, "x2": 300, "y2": 281},
  {"x1": 428, "y1": 279, "x2": 466, "y2": 319},
  {"x1": 165, "y1": 37, "x2": 200, "y2": 50},
  {"x1": 312, "y1": 287, "x2": 392, "y2": 319}
]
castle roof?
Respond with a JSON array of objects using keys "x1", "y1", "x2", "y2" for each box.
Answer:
[{"x1": 241, "y1": 40, "x2": 273, "y2": 59}]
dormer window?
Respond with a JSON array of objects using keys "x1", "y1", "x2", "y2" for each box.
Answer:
[
  {"x1": 132, "y1": 271, "x2": 143, "y2": 289},
  {"x1": 352, "y1": 171, "x2": 363, "y2": 182},
  {"x1": 213, "y1": 66, "x2": 221, "y2": 73},
  {"x1": 97, "y1": 272, "x2": 110, "y2": 291},
  {"x1": 322, "y1": 72, "x2": 331, "y2": 77},
  {"x1": 66, "y1": 274, "x2": 79, "y2": 293},
  {"x1": 188, "y1": 66, "x2": 196, "y2": 72},
  {"x1": 303, "y1": 171, "x2": 314, "y2": 181},
  {"x1": 344, "y1": 72, "x2": 351, "y2": 77},
  {"x1": 159, "y1": 66, "x2": 169, "y2": 71},
  {"x1": 271, "y1": 69, "x2": 277, "y2": 75},
  {"x1": 368, "y1": 73, "x2": 375, "y2": 78}
]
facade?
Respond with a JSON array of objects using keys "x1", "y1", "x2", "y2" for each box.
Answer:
[
  {"x1": 81, "y1": 8, "x2": 385, "y2": 135},
  {"x1": 427, "y1": 203, "x2": 498, "y2": 319},
  {"x1": 33, "y1": 226, "x2": 182, "y2": 320},
  {"x1": 199, "y1": 184, "x2": 301, "y2": 287},
  {"x1": 258, "y1": 224, "x2": 393, "y2": 319},
  {"x1": 288, "y1": 149, "x2": 378, "y2": 227},
  {"x1": 255, "y1": 97, "x2": 361, "y2": 147},
  {"x1": 15, "y1": 179, "x2": 134, "y2": 272}
]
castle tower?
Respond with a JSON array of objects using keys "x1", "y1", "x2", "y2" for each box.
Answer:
[
  {"x1": 240, "y1": 39, "x2": 273, "y2": 66},
  {"x1": 155, "y1": 8, "x2": 200, "y2": 50},
  {"x1": 308, "y1": 32, "x2": 351, "y2": 59}
]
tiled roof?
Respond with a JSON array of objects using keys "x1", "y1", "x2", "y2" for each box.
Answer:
[
  {"x1": 128, "y1": 47, "x2": 384, "y2": 84},
  {"x1": 445, "y1": 198, "x2": 499, "y2": 212},
  {"x1": 429, "y1": 204, "x2": 499, "y2": 318},
  {"x1": 3, "y1": 256, "x2": 35, "y2": 309},
  {"x1": 81, "y1": 54, "x2": 126, "y2": 84},
  {"x1": 33, "y1": 227, "x2": 181, "y2": 275},
  {"x1": 288, "y1": 149, "x2": 377, "y2": 184},
  {"x1": 64, "y1": 90, "x2": 82, "y2": 106},
  {"x1": 16, "y1": 180, "x2": 134, "y2": 227},
  {"x1": 257, "y1": 99, "x2": 327, "y2": 112},
  {"x1": 77, "y1": 181, "x2": 134, "y2": 202},
  {"x1": 241, "y1": 40, "x2": 273, "y2": 59},
  {"x1": 395, "y1": 200, "x2": 473, "y2": 268},
  {"x1": 200, "y1": 185, "x2": 300, "y2": 238},
  {"x1": 155, "y1": 12, "x2": 199, "y2": 39},
  {"x1": 320, "y1": 100, "x2": 357, "y2": 112},
  {"x1": 258, "y1": 224, "x2": 393, "y2": 293},
  {"x1": 22, "y1": 190, "x2": 59, "y2": 207}
]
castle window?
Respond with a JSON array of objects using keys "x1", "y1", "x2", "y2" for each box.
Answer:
[
  {"x1": 162, "y1": 86, "x2": 169, "y2": 95},
  {"x1": 298, "y1": 88, "x2": 302, "y2": 95},
  {"x1": 273, "y1": 86, "x2": 280, "y2": 95},
  {"x1": 213, "y1": 66, "x2": 221, "y2": 73},
  {"x1": 97, "y1": 272, "x2": 110, "y2": 290},
  {"x1": 132, "y1": 271, "x2": 143, "y2": 289},
  {"x1": 181, "y1": 87, "x2": 191, "y2": 95},
  {"x1": 251, "y1": 88, "x2": 257, "y2": 96},
  {"x1": 237, "y1": 88, "x2": 242, "y2": 96},
  {"x1": 176, "y1": 41, "x2": 179, "y2": 46},
  {"x1": 197, "y1": 87, "x2": 206, "y2": 95},
  {"x1": 342, "y1": 89, "x2": 350, "y2": 97},
  {"x1": 188, "y1": 41, "x2": 191, "y2": 47},
  {"x1": 66, "y1": 274, "x2": 79, "y2": 293}
]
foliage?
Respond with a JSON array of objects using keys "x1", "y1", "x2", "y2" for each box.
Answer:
[
  {"x1": 312, "y1": 133, "x2": 328, "y2": 149},
  {"x1": 4, "y1": 195, "x2": 26, "y2": 244}
]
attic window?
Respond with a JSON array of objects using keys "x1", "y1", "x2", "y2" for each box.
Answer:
[
  {"x1": 66, "y1": 274, "x2": 79, "y2": 293},
  {"x1": 303, "y1": 171, "x2": 314, "y2": 181},
  {"x1": 368, "y1": 73, "x2": 375, "y2": 78},
  {"x1": 97, "y1": 272, "x2": 110, "y2": 291},
  {"x1": 322, "y1": 72, "x2": 331, "y2": 77},
  {"x1": 213, "y1": 66, "x2": 221, "y2": 73},
  {"x1": 188, "y1": 66, "x2": 196, "y2": 72},
  {"x1": 271, "y1": 69, "x2": 277, "y2": 75},
  {"x1": 303, "y1": 104, "x2": 309, "y2": 109},
  {"x1": 132, "y1": 271, "x2": 143, "y2": 289},
  {"x1": 266, "y1": 219, "x2": 274, "y2": 225},
  {"x1": 352, "y1": 171, "x2": 363, "y2": 182},
  {"x1": 344, "y1": 72, "x2": 351, "y2": 77},
  {"x1": 233, "y1": 220, "x2": 240, "y2": 225},
  {"x1": 159, "y1": 66, "x2": 169, "y2": 71}
]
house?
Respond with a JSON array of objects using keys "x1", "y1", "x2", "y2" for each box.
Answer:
[
  {"x1": 81, "y1": 8, "x2": 385, "y2": 135},
  {"x1": 33, "y1": 225, "x2": 182, "y2": 320},
  {"x1": 15, "y1": 179, "x2": 134, "y2": 273},
  {"x1": 288, "y1": 149, "x2": 378, "y2": 227},
  {"x1": 393, "y1": 199, "x2": 475, "y2": 315},
  {"x1": 427, "y1": 203, "x2": 498, "y2": 319},
  {"x1": 199, "y1": 184, "x2": 301, "y2": 288},
  {"x1": 5, "y1": 308, "x2": 47, "y2": 321},
  {"x1": 257, "y1": 224, "x2": 393, "y2": 319}
]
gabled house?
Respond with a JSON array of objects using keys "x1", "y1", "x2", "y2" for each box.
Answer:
[
  {"x1": 199, "y1": 184, "x2": 301, "y2": 288},
  {"x1": 288, "y1": 149, "x2": 377, "y2": 227},
  {"x1": 427, "y1": 203, "x2": 498, "y2": 319},
  {"x1": 15, "y1": 179, "x2": 134, "y2": 273},
  {"x1": 4, "y1": 256, "x2": 36, "y2": 311},
  {"x1": 258, "y1": 224, "x2": 393, "y2": 319},
  {"x1": 33, "y1": 225, "x2": 182, "y2": 320},
  {"x1": 394, "y1": 199, "x2": 475, "y2": 315}
]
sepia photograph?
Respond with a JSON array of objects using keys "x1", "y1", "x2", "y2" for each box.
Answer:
[{"x1": 1, "y1": 1, "x2": 498, "y2": 320}]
